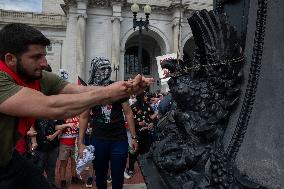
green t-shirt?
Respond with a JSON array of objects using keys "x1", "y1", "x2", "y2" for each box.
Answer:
[{"x1": 0, "y1": 70, "x2": 68, "y2": 167}]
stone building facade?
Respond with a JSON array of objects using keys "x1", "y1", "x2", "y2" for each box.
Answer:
[
  {"x1": 0, "y1": 1, "x2": 66, "y2": 76},
  {"x1": 0, "y1": 0, "x2": 212, "y2": 92}
]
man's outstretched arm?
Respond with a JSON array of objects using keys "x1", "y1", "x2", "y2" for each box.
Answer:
[
  {"x1": 60, "y1": 74, "x2": 152, "y2": 95},
  {"x1": 0, "y1": 75, "x2": 153, "y2": 120}
]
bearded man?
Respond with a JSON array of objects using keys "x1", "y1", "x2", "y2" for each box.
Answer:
[{"x1": 0, "y1": 23, "x2": 152, "y2": 189}]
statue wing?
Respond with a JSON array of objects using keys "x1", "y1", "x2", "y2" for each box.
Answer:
[
  {"x1": 188, "y1": 10, "x2": 243, "y2": 78},
  {"x1": 166, "y1": 10, "x2": 244, "y2": 141}
]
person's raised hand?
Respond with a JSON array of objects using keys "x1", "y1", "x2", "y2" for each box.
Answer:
[
  {"x1": 131, "y1": 139, "x2": 138, "y2": 152},
  {"x1": 127, "y1": 74, "x2": 154, "y2": 95},
  {"x1": 27, "y1": 130, "x2": 37, "y2": 137},
  {"x1": 106, "y1": 81, "x2": 132, "y2": 101},
  {"x1": 46, "y1": 135, "x2": 55, "y2": 141},
  {"x1": 31, "y1": 142, "x2": 38, "y2": 150},
  {"x1": 138, "y1": 121, "x2": 146, "y2": 126},
  {"x1": 147, "y1": 123, "x2": 154, "y2": 130},
  {"x1": 105, "y1": 76, "x2": 153, "y2": 103}
]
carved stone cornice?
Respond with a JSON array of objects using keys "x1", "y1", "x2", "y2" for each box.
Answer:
[
  {"x1": 184, "y1": 0, "x2": 213, "y2": 11},
  {"x1": 0, "y1": 9, "x2": 67, "y2": 29},
  {"x1": 88, "y1": 0, "x2": 108, "y2": 8},
  {"x1": 88, "y1": 0, "x2": 127, "y2": 8},
  {"x1": 145, "y1": 5, "x2": 172, "y2": 12},
  {"x1": 111, "y1": 1, "x2": 123, "y2": 6},
  {"x1": 63, "y1": 0, "x2": 77, "y2": 6},
  {"x1": 121, "y1": 4, "x2": 172, "y2": 15},
  {"x1": 77, "y1": 13, "x2": 87, "y2": 19},
  {"x1": 169, "y1": 2, "x2": 188, "y2": 9},
  {"x1": 110, "y1": 16, "x2": 123, "y2": 23},
  {"x1": 63, "y1": 0, "x2": 212, "y2": 13},
  {"x1": 50, "y1": 39, "x2": 63, "y2": 45},
  {"x1": 171, "y1": 18, "x2": 181, "y2": 27},
  {"x1": 62, "y1": 0, "x2": 77, "y2": 15}
]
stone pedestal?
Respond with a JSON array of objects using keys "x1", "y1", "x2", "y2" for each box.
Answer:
[
  {"x1": 223, "y1": 0, "x2": 284, "y2": 188},
  {"x1": 139, "y1": 1, "x2": 283, "y2": 188}
]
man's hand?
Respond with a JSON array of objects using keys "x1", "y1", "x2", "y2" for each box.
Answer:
[
  {"x1": 147, "y1": 123, "x2": 154, "y2": 130},
  {"x1": 78, "y1": 143, "x2": 86, "y2": 158},
  {"x1": 126, "y1": 75, "x2": 154, "y2": 95},
  {"x1": 46, "y1": 135, "x2": 55, "y2": 141},
  {"x1": 138, "y1": 121, "x2": 146, "y2": 126},
  {"x1": 66, "y1": 123, "x2": 75, "y2": 129},
  {"x1": 27, "y1": 130, "x2": 37, "y2": 137},
  {"x1": 106, "y1": 81, "x2": 132, "y2": 101},
  {"x1": 131, "y1": 139, "x2": 138, "y2": 152},
  {"x1": 31, "y1": 142, "x2": 38, "y2": 150},
  {"x1": 105, "y1": 76, "x2": 153, "y2": 102}
]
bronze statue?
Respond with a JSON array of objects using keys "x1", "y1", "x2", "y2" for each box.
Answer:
[{"x1": 141, "y1": 1, "x2": 269, "y2": 187}]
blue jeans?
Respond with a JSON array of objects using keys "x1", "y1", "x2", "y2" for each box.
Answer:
[{"x1": 94, "y1": 139, "x2": 128, "y2": 189}]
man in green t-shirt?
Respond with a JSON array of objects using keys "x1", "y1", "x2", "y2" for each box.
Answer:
[{"x1": 0, "y1": 23, "x2": 153, "y2": 189}]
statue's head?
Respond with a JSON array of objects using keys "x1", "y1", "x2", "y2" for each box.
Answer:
[{"x1": 88, "y1": 57, "x2": 112, "y2": 86}]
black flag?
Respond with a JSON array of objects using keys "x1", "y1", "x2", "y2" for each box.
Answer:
[{"x1": 77, "y1": 76, "x2": 87, "y2": 86}]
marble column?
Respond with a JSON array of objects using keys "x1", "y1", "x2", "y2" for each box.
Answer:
[
  {"x1": 119, "y1": 50, "x2": 125, "y2": 81},
  {"x1": 111, "y1": 3, "x2": 122, "y2": 81},
  {"x1": 111, "y1": 17, "x2": 121, "y2": 81},
  {"x1": 62, "y1": 5, "x2": 77, "y2": 82},
  {"x1": 76, "y1": 0, "x2": 88, "y2": 80},
  {"x1": 172, "y1": 8, "x2": 183, "y2": 59},
  {"x1": 50, "y1": 40, "x2": 63, "y2": 73},
  {"x1": 76, "y1": 13, "x2": 87, "y2": 80}
]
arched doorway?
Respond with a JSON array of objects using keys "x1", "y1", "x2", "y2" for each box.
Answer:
[
  {"x1": 124, "y1": 46, "x2": 150, "y2": 76},
  {"x1": 183, "y1": 37, "x2": 196, "y2": 63},
  {"x1": 124, "y1": 33, "x2": 162, "y2": 92}
]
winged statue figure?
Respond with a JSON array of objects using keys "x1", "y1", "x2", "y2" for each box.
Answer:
[{"x1": 146, "y1": 9, "x2": 267, "y2": 189}]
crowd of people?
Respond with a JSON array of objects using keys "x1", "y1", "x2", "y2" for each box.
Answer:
[{"x1": 0, "y1": 22, "x2": 175, "y2": 189}]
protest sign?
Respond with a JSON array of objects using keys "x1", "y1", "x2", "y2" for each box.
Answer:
[{"x1": 156, "y1": 53, "x2": 177, "y2": 92}]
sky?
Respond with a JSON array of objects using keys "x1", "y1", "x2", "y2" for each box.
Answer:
[{"x1": 0, "y1": 0, "x2": 42, "y2": 12}]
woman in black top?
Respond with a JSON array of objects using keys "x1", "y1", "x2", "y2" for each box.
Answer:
[{"x1": 78, "y1": 57, "x2": 138, "y2": 189}]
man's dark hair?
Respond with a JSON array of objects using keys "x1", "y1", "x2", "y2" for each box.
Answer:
[{"x1": 0, "y1": 23, "x2": 50, "y2": 61}]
